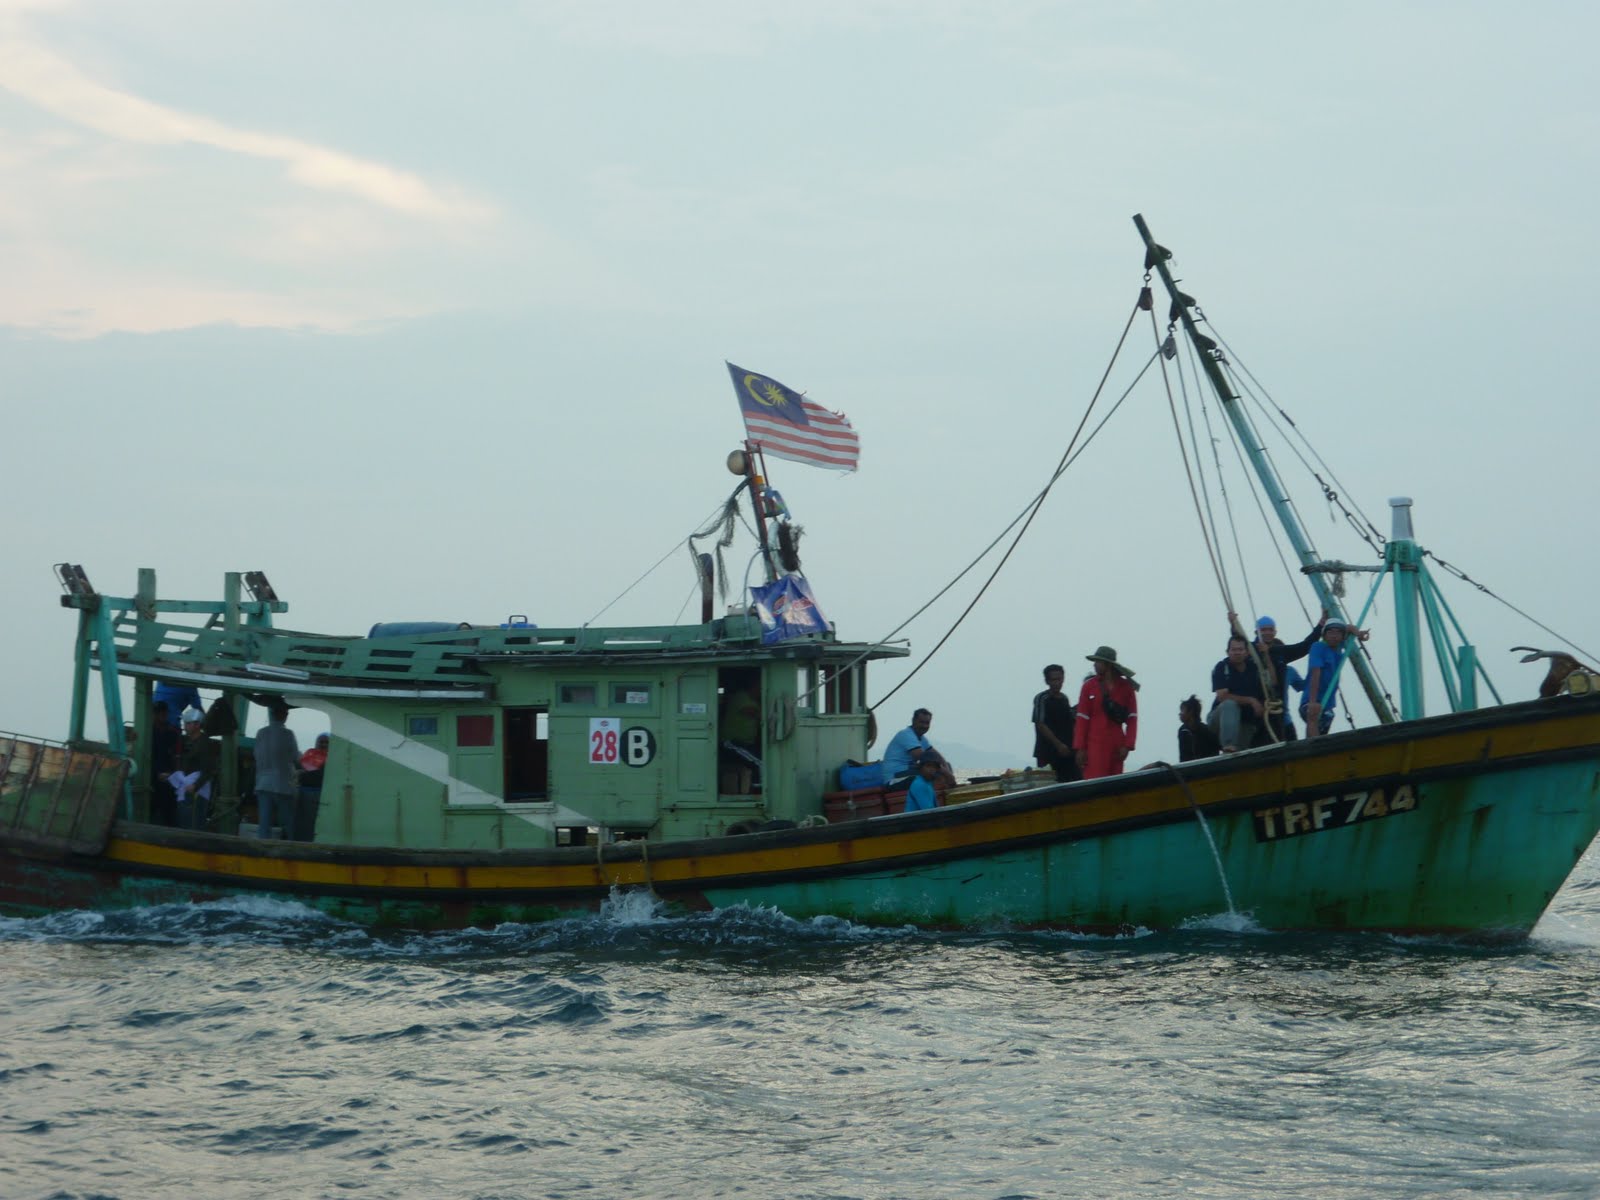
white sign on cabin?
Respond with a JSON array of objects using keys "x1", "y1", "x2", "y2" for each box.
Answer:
[{"x1": 589, "y1": 717, "x2": 620, "y2": 764}]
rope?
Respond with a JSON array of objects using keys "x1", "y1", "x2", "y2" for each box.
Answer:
[
  {"x1": 1181, "y1": 334, "x2": 1258, "y2": 621},
  {"x1": 1158, "y1": 761, "x2": 1237, "y2": 914},
  {"x1": 672, "y1": 576, "x2": 705, "y2": 624},
  {"x1": 1207, "y1": 322, "x2": 1387, "y2": 547},
  {"x1": 1174, "y1": 328, "x2": 1236, "y2": 606},
  {"x1": 1213, "y1": 362, "x2": 1319, "y2": 628},
  {"x1": 639, "y1": 836, "x2": 655, "y2": 895},
  {"x1": 871, "y1": 300, "x2": 1155, "y2": 712},
  {"x1": 1419, "y1": 550, "x2": 1600, "y2": 665},
  {"x1": 1166, "y1": 323, "x2": 1299, "y2": 743},
  {"x1": 587, "y1": 495, "x2": 739, "y2": 627},
  {"x1": 1151, "y1": 309, "x2": 1230, "y2": 605}
]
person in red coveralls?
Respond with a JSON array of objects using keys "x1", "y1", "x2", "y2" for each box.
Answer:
[{"x1": 1074, "y1": 646, "x2": 1139, "y2": 779}]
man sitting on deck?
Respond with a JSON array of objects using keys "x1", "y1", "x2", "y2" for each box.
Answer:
[
  {"x1": 1208, "y1": 635, "x2": 1266, "y2": 753},
  {"x1": 1231, "y1": 611, "x2": 1327, "y2": 742},
  {"x1": 881, "y1": 708, "x2": 933, "y2": 786}
]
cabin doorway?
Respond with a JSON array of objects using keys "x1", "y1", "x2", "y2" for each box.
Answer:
[
  {"x1": 717, "y1": 667, "x2": 762, "y2": 795},
  {"x1": 504, "y1": 707, "x2": 549, "y2": 801}
]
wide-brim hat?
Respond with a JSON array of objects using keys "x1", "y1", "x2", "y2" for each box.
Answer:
[{"x1": 1085, "y1": 646, "x2": 1135, "y2": 677}]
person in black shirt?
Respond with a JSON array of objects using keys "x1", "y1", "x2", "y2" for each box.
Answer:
[
  {"x1": 1230, "y1": 611, "x2": 1327, "y2": 741},
  {"x1": 1031, "y1": 664, "x2": 1081, "y2": 781},
  {"x1": 1209, "y1": 635, "x2": 1267, "y2": 752},
  {"x1": 1177, "y1": 695, "x2": 1220, "y2": 761}
]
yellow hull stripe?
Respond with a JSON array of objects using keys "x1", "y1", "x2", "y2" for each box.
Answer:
[{"x1": 101, "y1": 710, "x2": 1600, "y2": 894}]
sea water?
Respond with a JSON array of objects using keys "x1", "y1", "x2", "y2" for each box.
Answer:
[{"x1": 4, "y1": 848, "x2": 1599, "y2": 1200}]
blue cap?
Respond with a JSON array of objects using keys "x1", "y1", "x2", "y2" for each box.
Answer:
[{"x1": 1255, "y1": 615, "x2": 1276, "y2": 630}]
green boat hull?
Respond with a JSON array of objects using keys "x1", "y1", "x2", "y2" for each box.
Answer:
[
  {"x1": 5, "y1": 699, "x2": 1600, "y2": 937},
  {"x1": 704, "y1": 756, "x2": 1600, "y2": 934}
]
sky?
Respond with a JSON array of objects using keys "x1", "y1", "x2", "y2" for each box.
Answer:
[{"x1": 2, "y1": 0, "x2": 1597, "y2": 766}]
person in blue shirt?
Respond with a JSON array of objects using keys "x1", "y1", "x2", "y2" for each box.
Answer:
[
  {"x1": 905, "y1": 753, "x2": 943, "y2": 812},
  {"x1": 155, "y1": 682, "x2": 203, "y2": 732},
  {"x1": 881, "y1": 708, "x2": 933, "y2": 786},
  {"x1": 1302, "y1": 619, "x2": 1368, "y2": 737}
]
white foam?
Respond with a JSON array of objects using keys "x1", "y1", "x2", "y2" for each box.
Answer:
[
  {"x1": 1179, "y1": 909, "x2": 1267, "y2": 935},
  {"x1": 597, "y1": 886, "x2": 666, "y2": 925},
  {"x1": 188, "y1": 894, "x2": 333, "y2": 922}
]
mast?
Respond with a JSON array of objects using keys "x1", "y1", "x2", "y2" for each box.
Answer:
[{"x1": 1133, "y1": 214, "x2": 1397, "y2": 724}]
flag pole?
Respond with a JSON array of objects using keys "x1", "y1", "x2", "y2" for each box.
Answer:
[{"x1": 743, "y1": 440, "x2": 780, "y2": 583}]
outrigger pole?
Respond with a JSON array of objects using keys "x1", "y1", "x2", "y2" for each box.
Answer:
[{"x1": 1133, "y1": 214, "x2": 1398, "y2": 724}]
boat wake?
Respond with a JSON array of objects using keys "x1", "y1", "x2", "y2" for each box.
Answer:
[{"x1": 0, "y1": 890, "x2": 918, "y2": 957}]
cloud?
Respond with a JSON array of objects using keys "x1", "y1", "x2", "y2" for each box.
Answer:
[
  {"x1": 0, "y1": 31, "x2": 492, "y2": 224},
  {"x1": 0, "y1": 3, "x2": 507, "y2": 335}
]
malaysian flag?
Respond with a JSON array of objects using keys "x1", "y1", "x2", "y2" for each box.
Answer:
[{"x1": 727, "y1": 363, "x2": 860, "y2": 472}]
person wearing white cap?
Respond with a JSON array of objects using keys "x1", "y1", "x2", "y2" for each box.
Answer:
[
  {"x1": 174, "y1": 705, "x2": 219, "y2": 829},
  {"x1": 1302, "y1": 620, "x2": 1364, "y2": 737}
]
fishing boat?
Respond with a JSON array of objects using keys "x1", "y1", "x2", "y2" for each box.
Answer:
[{"x1": 4, "y1": 217, "x2": 1599, "y2": 936}]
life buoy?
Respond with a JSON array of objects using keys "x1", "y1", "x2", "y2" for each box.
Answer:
[{"x1": 866, "y1": 711, "x2": 878, "y2": 749}]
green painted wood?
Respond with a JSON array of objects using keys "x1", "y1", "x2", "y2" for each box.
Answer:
[
  {"x1": 703, "y1": 757, "x2": 1600, "y2": 934},
  {"x1": 0, "y1": 737, "x2": 127, "y2": 856}
]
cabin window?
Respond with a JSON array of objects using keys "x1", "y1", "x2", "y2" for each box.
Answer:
[
  {"x1": 456, "y1": 715, "x2": 495, "y2": 747},
  {"x1": 612, "y1": 683, "x2": 651, "y2": 706},
  {"x1": 797, "y1": 664, "x2": 864, "y2": 715},
  {"x1": 558, "y1": 683, "x2": 597, "y2": 706},
  {"x1": 822, "y1": 666, "x2": 846, "y2": 714},
  {"x1": 407, "y1": 715, "x2": 440, "y2": 738},
  {"x1": 504, "y1": 708, "x2": 549, "y2": 801},
  {"x1": 796, "y1": 666, "x2": 816, "y2": 715}
]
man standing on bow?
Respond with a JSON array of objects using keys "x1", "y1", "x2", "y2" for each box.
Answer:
[
  {"x1": 1032, "y1": 664, "x2": 1081, "y2": 782},
  {"x1": 1230, "y1": 611, "x2": 1327, "y2": 741},
  {"x1": 1074, "y1": 647, "x2": 1138, "y2": 779}
]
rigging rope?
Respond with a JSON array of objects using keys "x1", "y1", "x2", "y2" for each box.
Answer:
[
  {"x1": 1156, "y1": 311, "x2": 1281, "y2": 744},
  {"x1": 1419, "y1": 550, "x2": 1600, "y2": 665},
  {"x1": 1180, "y1": 332, "x2": 1259, "y2": 621},
  {"x1": 587, "y1": 495, "x2": 740, "y2": 627},
  {"x1": 1151, "y1": 311, "x2": 1231, "y2": 609},
  {"x1": 1211, "y1": 355, "x2": 1319, "y2": 628},
  {"x1": 1187, "y1": 317, "x2": 1399, "y2": 715},
  {"x1": 869, "y1": 300, "x2": 1155, "y2": 713},
  {"x1": 1173, "y1": 327, "x2": 1236, "y2": 608},
  {"x1": 1210, "y1": 327, "x2": 1389, "y2": 549},
  {"x1": 1206, "y1": 316, "x2": 1590, "y2": 693}
]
